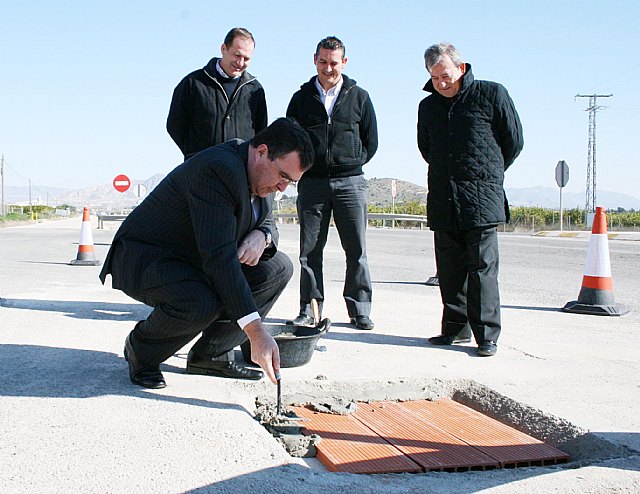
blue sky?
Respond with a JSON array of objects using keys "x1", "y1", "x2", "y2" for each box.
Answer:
[{"x1": 1, "y1": 0, "x2": 639, "y2": 201}]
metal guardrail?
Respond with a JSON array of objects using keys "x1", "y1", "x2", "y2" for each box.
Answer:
[
  {"x1": 368, "y1": 213, "x2": 428, "y2": 229},
  {"x1": 97, "y1": 214, "x2": 128, "y2": 229},
  {"x1": 274, "y1": 212, "x2": 428, "y2": 229},
  {"x1": 96, "y1": 212, "x2": 429, "y2": 229}
]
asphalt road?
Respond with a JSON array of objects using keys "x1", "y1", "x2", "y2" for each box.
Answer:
[{"x1": 1, "y1": 217, "x2": 639, "y2": 493}]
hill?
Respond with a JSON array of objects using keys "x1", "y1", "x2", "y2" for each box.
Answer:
[
  {"x1": 4, "y1": 177, "x2": 640, "y2": 212},
  {"x1": 4, "y1": 175, "x2": 165, "y2": 211},
  {"x1": 505, "y1": 186, "x2": 640, "y2": 210},
  {"x1": 365, "y1": 178, "x2": 427, "y2": 206},
  {"x1": 364, "y1": 179, "x2": 640, "y2": 211}
]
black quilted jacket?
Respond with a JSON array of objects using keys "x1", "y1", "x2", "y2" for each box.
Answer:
[{"x1": 417, "y1": 64, "x2": 523, "y2": 231}]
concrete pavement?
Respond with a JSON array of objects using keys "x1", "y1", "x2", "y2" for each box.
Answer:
[{"x1": 1, "y1": 216, "x2": 639, "y2": 493}]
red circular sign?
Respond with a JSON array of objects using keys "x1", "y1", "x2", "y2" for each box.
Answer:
[{"x1": 113, "y1": 174, "x2": 131, "y2": 193}]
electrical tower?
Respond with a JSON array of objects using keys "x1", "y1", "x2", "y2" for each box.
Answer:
[{"x1": 575, "y1": 93, "x2": 612, "y2": 213}]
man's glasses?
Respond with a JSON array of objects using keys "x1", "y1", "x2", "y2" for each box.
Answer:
[{"x1": 273, "y1": 161, "x2": 297, "y2": 186}]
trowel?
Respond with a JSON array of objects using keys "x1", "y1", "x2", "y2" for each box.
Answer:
[
  {"x1": 276, "y1": 372, "x2": 282, "y2": 416},
  {"x1": 274, "y1": 378, "x2": 307, "y2": 423},
  {"x1": 274, "y1": 299, "x2": 323, "y2": 421},
  {"x1": 310, "y1": 299, "x2": 320, "y2": 326}
]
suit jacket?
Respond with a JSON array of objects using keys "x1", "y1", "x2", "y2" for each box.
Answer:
[{"x1": 99, "y1": 139, "x2": 278, "y2": 322}]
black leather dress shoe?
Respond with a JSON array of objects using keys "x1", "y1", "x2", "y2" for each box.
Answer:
[
  {"x1": 186, "y1": 351, "x2": 264, "y2": 380},
  {"x1": 350, "y1": 315, "x2": 374, "y2": 330},
  {"x1": 477, "y1": 341, "x2": 498, "y2": 357},
  {"x1": 428, "y1": 334, "x2": 472, "y2": 345},
  {"x1": 286, "y1": 314, "x2": 315, "y2": 327},
  {"x1": 123, "y1": 334, "x2": 166, "y2": 389}
]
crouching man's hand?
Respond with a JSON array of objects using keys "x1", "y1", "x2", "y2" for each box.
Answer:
[
  {"x1": 237, "y1": 230, "x2": 267, "y2": 266},
  {"x1": 243, "y1": 320, "x2": 280, "y2": 384}
]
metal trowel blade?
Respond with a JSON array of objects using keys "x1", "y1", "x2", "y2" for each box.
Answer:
[{"x1": 276, "y1": 378, "x2": 282, "y2": 416}]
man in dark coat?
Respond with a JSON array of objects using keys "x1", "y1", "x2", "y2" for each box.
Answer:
[
  {"x1": 286, "y1": 36, "x2": 378, "y2": 331},
  {"x1": 99, "y1": 118, "x2": 314, "y2": 388},
  {"x1": 167, "y1": 27, "x2": 267, "y2": 159},
  {"x1": 417, "y1": 42, "x2": 523, "y2": 357}
]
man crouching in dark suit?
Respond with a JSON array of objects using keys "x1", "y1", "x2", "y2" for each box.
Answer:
[{"x1": 99, "y1": 118, "x2": 314, "y2": 388}]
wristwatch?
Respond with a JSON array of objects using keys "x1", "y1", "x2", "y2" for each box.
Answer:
[{"x1": 258, "y1": 227, "x2": 272, "y2": 248}]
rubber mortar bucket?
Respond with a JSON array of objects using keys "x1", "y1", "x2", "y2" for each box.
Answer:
[{"x1": 241, "y1": 318, "x2": 331, "y2": 368}]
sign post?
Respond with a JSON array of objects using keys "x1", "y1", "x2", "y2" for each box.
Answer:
[
  {"x1": 135, "y1": 183, "x2": 147, "y2": 205},
  {"x1": 555, "y1": 161, "x2": 569, "y2": 231},
  {"x1": 274, "y1": 191, "x2": 283, "y2": 223},
  {"x1": 391, "y1": 179, "x2": 397, "y2": 229},
  {"x1": 113, "y1": 174, "x2": 131, "y2": 214}
]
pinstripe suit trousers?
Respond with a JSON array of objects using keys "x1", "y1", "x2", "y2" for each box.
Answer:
[{"x1": 116, "y1": 250, "x2": 293, "y2": 366}]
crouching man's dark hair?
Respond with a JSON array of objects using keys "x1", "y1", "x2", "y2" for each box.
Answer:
[{"x1": 250, "y1": 118, "x2": 314, "y2": 172}]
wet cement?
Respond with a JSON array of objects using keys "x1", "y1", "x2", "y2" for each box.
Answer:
[{"x1": 255, "y1": 398, "x2": 321, "y2": 458}]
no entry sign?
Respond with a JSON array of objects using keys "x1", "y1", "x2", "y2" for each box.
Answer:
[{"x1": 113, "y1": 174, "x2": 131, "y2": 193}]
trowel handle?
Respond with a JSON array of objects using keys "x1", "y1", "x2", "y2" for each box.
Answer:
[{"x1": 311, "y1": 299, "x2": 320, "y2": 325}]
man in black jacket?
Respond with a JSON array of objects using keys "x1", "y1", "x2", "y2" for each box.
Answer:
[
  {"x1": 167, "y1": 27, "x2": 267, "y2": 159},
  {"x1": 417, "y1": 42, "x2": 523, "y2": 357},
  {"x1": 99, "y1": 118, "x2": 314, "y2": 388},
  {"x1": 286, "y1": 36, "x2": 378, "y2": 331}
]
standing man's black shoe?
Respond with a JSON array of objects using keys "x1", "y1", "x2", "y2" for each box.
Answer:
[
  {"x1": 477, "y1": 341, "x2": 498, "y2": 357},
  {"x1": 124, "y1": 334, "x2": 166, "y2": 389},
  {"x1": 428, "y1": 334, "x2": 472, "y2": 345},
  {"x1": 286, "y1": 314, "x2": 316, "y2": 327},
  {"x1": 186, "y1": 351, "x2": 264, "y2": 380},
  {"x1": 350, "y1": 315, "x2": 374, "y2": 330}
]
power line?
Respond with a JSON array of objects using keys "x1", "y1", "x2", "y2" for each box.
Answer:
[
  {"x1": 589, "y1": 63, "x2": 640, "y2": 94},
  {"x1": 1, "y1": 157, "x2": 57, "y2": 207},
  {"x1": 606, "y1": 78, "x2": 640, "y2": 95}
]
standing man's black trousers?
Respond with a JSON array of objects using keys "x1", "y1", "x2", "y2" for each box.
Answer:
[
  {"x1": 112, "y1": 249, "x2": 293, "y2": 367},
  {"x1": 296, "y1": 175, "x2": 372, "y2": 319},
  {"x1": 434, "y1": 226, "x2": 501, "y2": 344}
]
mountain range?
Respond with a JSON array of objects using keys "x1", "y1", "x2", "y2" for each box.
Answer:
[{"x1": 4, "y1": 176, "x2": 640, "y2": 211}]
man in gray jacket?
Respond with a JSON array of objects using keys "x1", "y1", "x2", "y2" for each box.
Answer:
[
  {"x1": 167, "y1": 27, "x2": 267, "y2": 159},
  {"x1": 417, "y1": 42, "x2": 523, "y2": 357}
]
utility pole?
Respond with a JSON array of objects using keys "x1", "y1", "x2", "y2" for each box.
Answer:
[
  {"x1": 29, "y1": 178, "x2": 33, "y2": 220},
  {"x1": 1, "y1": 154, "x2": 5, "y2": 216},
  {"x1": 575, "y1": 94, "x2": 612, "y2": 215}
]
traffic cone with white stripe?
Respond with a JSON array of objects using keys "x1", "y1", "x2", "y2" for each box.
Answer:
[
  {"x1": 563, "y1": 206, "x2": 627, "y2": 316},
  {"x1": 69, "y1": 207, "x2": 101, "y2": 266}
]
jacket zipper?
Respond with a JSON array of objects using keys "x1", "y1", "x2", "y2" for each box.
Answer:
[
  {"x1": 204, "y1": 68, "x2": 255, "y2": 106},
  {"x1": 322, "y1": 85, "x2": 352, "y2": 177},
  {"x1": 204, "y1": 69, "x2": 256, "y2": 140}
]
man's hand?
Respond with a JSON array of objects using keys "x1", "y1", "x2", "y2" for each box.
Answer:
[
  {"x1": 243, "y1": 319, "x2": 280, "y2": 384},
  {"x1": 237, "y1": 230, "x2": 266, "y2": 266}
]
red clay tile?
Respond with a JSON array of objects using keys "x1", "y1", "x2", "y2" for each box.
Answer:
[
  {"x1": 353, "y1": 401, "x2": 499, "y2": 471},
  {"x1": 401, "y1": 399, "x2": 570, "y2": 467},
  {"x1": 292, "y1": 399, "x2": 569, "y2": 474},
  {"x1": 292, "y1": 405, "x2": 422, "y2": 474}
]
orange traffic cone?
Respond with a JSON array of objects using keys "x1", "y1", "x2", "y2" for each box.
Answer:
[
  {"x1": 563, "y1": 206, "x2": 627, "y2": 316},
  {"x1": 69, "y1": 207, "x2": 101, "y2": 266}
]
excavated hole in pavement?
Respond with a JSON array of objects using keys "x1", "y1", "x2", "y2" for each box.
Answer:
[{"x1": 254, "y1": 377, "x2": 635, "y2": 469}]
